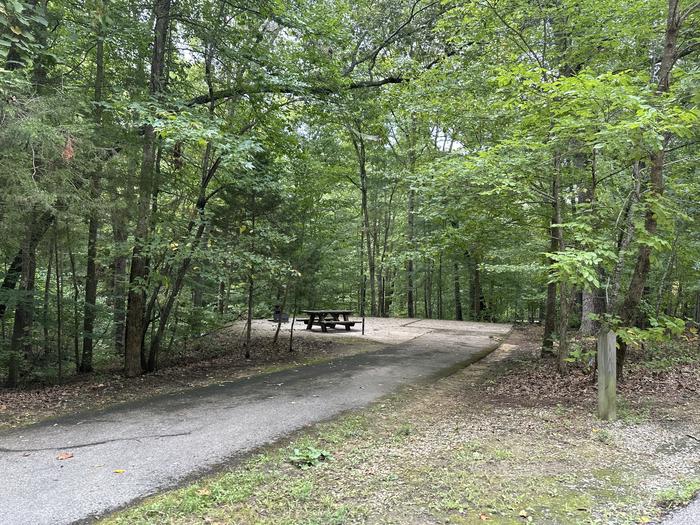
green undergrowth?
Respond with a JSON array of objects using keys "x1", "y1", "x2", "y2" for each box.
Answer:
[
  {"x1": 634, "y1": 337, "x2": 700, "y2": 373},
  {"x1": 655, "y1": 478, "x2": 700, "y2": 510}
]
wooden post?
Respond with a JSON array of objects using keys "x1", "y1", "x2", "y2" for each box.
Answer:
[
  {"x1": 289, "y1": 311, "x2": 296, "y2": 353},
  {"x1": 362, "y1": 316, "x2": 365, "y2": 335},
  {"x1": 597, "y1": 329, "x2": 616, "y2": 420}
]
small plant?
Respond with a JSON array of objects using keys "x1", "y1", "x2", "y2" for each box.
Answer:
[
  {"x1": 288, "y1": 445, "x2": 332, "y2": 469},
  {"x1": 592, "y1": 428, "x2": 613, "y2": 444},
  {"x1": 396, "y1": 423, "x2": 412, "y2": 437},
  {"x1": 564, "y1": 341, "x2": 596, "y2": 368},
  {"x1": 492, "y1": 448, "x2": 514, "y2": 460}
]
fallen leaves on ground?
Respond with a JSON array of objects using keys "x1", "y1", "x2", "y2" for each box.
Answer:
[{"x1": 486, "y1": 327, "x2": 700, "y2": 406}]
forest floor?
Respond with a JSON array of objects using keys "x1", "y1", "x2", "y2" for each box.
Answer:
[
  {"x1": 0, "y1": 319, "x2": 394, "y2": 429},
  {"x1": 103, "y1": 325, "x2": 700, "y2": 525}
]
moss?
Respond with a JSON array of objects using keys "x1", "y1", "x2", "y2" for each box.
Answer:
[{"x1": 656, "y1": 478, "x2": 700, "y2": 509}]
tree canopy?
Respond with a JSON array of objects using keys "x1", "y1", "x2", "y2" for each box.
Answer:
[{"x1": 1, "y1": 0, "x2": 698, "y2": 385}]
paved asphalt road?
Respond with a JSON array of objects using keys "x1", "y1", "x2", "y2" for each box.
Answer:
[{"x1": 0, "y1": 320, "x2": 510, "y2": 525}]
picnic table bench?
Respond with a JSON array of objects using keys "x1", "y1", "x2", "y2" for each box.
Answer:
[{"x1": 299, "y1": 309, "x2": 356, "y2": 332}]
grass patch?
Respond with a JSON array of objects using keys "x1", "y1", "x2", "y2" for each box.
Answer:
[{"x1": 656, "y1": 478, "x2": 700, "y2": 509}]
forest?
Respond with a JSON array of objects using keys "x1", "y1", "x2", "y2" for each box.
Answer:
[{"x1": 0, "y1": 0, "x2": 699, "y2": 388}]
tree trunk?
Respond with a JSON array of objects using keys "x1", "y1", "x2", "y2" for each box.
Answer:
[
  {"x1": 580, "y1": 151, "x2": 603, "y2": 336},
  {"x1": 112, "y1": 212, "x2": 127, "y2": 355},
  {"x1": 453, "y1": 262, "x2": 463, "y2": 321},
  {"x1": 384, "y1": 271, "x2": 394, "y2": 316},
  {"x1": 551, "y1": 158, "x2": 570, "y2": 374},
  {"x1": 68, "y1": 248, "x2": 80, "y2": 371},
  {"x1": 43, "y1": 241, "x2": 53, "y2": 355},
  {"x1": 470, "y1": 254, "x2": 483, "y2": 321},
  {"x1": 124, "y1": 0, "x2": 171, "y2": 377},
  {"x1": 542, "y1": 177, "x2": 560, "y2": 355},
  {"x1": 617, "y1": 0, "x2": 680, "y2": 380},
  {"x1": 273, "y1": 285, "x2": 289, "y2": 344},
  {"x1": 55, "y1": 230, "x2": 63, "y2": 383},
  {"x1": 356, "y1": 136, "x2": 376, "y2": 316},
  {"x1": 217, "y1": 280, "x2": 226, "y2": 316},
  {"x1": 244, "y1": 195, "x2": 256, "y2": 359},
  {"x1": 146, "y1": 139, "x2": 219, "y2": 372},
  {"x1": 437, "y1": 253, "x2": 443, "y2": 319},
  {"x1": 6, "y1": 223, "x2": 37, "y2": 387},
  {"x1": 424, "y1": 261, "x2": 433, "y2": 318},
  {"x1": 0, "y1": 211, "x2": 54, "y2": 322},
  {"x1": 245, "y1": 273, "x2": 254, "y2": 357},
  {"x1": 407, "y1": 187, "x2": 415, "y2": 318},
  {"x1": 79, "y1": 18, "x2": 106, "y2": 374},
  {"x1": 580, "y1": 289, "x2": 598, "y2": 335}
]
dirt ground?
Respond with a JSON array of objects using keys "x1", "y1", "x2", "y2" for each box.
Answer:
[{"x1": 105, "y1": 325, "x2": 700, "y2": 525}]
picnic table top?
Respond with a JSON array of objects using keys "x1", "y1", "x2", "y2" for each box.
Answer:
[{"x1": 302, "y1": 309, "x2": 353, "y2": 314}]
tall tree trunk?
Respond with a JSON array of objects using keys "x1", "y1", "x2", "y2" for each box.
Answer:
[
  {"x1": 470, "y1": 253, "x2": 483, "y2": 321},
  {"x1": 617, "y1": 0, "x2": 682, "y2": 380},
  {"x1": 43, "y1": 241, "x2": 53, "y2": 355},
  {"x1": 407, "y1": 187, "x2": 415, "y2": 318},
  {"x1": 112, "y1": 212, "x2": 127, "y2": 355},
  {"x1": 453, "y1": 262, "x2": 463, "y2": 321},
  {"x1": 424, "y1": 261, "x2": 433, "y2": 318},
  {"x1": 244, "y1": 194, "x2": 256, "y2": 359},
  {"x1": 0, "y1": 211, "x2": 54, "y2": 322},
  {"x1": 273, "y1": 284, "x2": 288, "y2": 344},
  {"x1": 377, "y1": 267, "x2": 385, "y2": 317},
  {"x1": 353, "y1": 130, "x2": 376, "y2": 316},
  {"x1": 6, "y1": 223, "x2": 37, "y2": 387},
  {"x1": 542, "y1": 177, "x2": 560, "y2": 355},
  {"x1": 68, "y1": 248, "x2": 80, "y2": 371},
  {"x1": 146, "y1": 148, "x2": 218, "y2": 371},
  {"x1": 437, "y1": 253, "x2": 443, "y2": 319},
  {"x1": 552, "y1": 159, "x2": 570, "y2": 374},
  {"x1": 80, "y1": 15, "x2": 106, "y2": 374},
  {"x1": 405, "y1": 114, "x2": 418, "y2": 318},
  {"x1": 385, "y1": 271, "x2": 394, "y2": 316},
  {"x1": 358, "y1": 225, "x2": 365, "y2": 314},
  {"x1": 55, "y1": 230, "x2": 63, "y2": 383},
  {"x1": 580, "y1": 150, "x2": 603, "y2": 336},
  {"x1": 124, "y1": 0, "x2": 171, "y2": 377},
  {"x1": 217, "y1": 280, "x2": 226, "y2": 316},
  {"x1": 580, "y1": 290, "x2": 597, "y2": 335},
  {"x1": 544, "y1": 156, "x2": 571, "y2": 374}
]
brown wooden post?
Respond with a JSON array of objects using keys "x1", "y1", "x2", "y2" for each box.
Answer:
[{"x1": 597, "y1": 329, "x2": 616, "y2": 420}]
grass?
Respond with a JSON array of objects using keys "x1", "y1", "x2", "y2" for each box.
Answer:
[{"x1": 656, "y1": 478, "x2": 700, "y2": 509}]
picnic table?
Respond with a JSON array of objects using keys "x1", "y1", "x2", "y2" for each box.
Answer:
[{"x1": 301, "y1": 309, "x2": 356, "y2": 332}]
